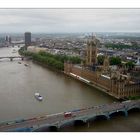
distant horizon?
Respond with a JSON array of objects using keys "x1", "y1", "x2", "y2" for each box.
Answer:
[{"x1": 1, "y1": 31, "x2": 140, "y2": 35}]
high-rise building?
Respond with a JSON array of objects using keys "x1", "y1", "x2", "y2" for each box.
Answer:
[{"x1": 25, "y1": 32, "x2": 31, "y2": 47}]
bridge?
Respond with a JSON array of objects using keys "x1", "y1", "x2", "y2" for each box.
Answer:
[
  {"x1": 0, "y1": 56, "x2": 25, "y2": 61},
  {"x1": 0, "y1": 99, "x2": 140, "y2": 132}
]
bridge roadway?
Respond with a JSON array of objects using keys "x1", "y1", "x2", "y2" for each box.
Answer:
[
  {"x1": 0, "y1": 56, "x2": 24, "y2": 61},
  {"x1": 0, "y1": 99, "x2": 140, "y2": 132}
]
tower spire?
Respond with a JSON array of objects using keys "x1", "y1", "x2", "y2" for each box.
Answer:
[{"x1": 85, "y1": 34, "x2": 99, "y2": 67}]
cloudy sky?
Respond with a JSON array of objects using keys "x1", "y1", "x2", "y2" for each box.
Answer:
[{"x1": 0, "y1": 9, "x2": 140, "y2": 33}]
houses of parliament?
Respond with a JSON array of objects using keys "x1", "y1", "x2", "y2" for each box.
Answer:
[{"x1": 64, "y1": 36, "x2": 140, "y2": 99}]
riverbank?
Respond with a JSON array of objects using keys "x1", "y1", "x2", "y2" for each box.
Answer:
[
  {"x1": 33, "y1": 60, "x2": 121, "y2": 101},
  {"x1": 19, "y1": 47, "x2": 139, "y2": 101},
  {"x1": 18, "y1": 47, "x2": 81, "y2": 71},
  {"x1": 32, "y1": 60, "x2": 64, "y2": 73},
  {"x1": 19, "y1": 48, "x2": 117, "y2": 100},
  {"x1": 128, "y1": 96, "x2": 140, "y2": 100},
  {"x1": 64, "y1": 72, "x2": 120, "y2": 100}
]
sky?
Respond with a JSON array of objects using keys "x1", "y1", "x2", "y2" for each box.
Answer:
[{"x1": 0, "y1": 9, "x2": 140, "y2": 33}]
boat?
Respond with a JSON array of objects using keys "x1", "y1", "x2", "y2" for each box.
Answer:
[
  {"x1": 24, "y1": 64, "x2": 29, "y2": 66},
  {"x1": 34, "y1": 93, "x2": 43, "y2": 101}
]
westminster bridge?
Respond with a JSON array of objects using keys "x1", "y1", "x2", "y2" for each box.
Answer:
[
  {"x1": 0, "y1": 99, "x2": 140, "y2": 132},
  {"x1": 0, "y1": 56, "x2": 25, "y2": 61}
]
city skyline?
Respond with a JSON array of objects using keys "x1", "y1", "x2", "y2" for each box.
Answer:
[{"x1": 0, "y1": 9, "x2": 140, "y2": 33}]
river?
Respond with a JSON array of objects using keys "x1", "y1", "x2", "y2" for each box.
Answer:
[{"x1": 0, "y1": 47, "x2": 139, "y2": 132}]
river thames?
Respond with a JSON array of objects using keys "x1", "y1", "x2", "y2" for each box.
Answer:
[{"x1": 0, "y1": 47, "x2": 140, "y2": 131}]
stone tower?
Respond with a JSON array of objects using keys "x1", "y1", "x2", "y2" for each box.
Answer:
[
  {"x1": 103, "y1": 54, "x2": 110, "y2": 72},
  {"x1": 85, "y1": 35, "x2": 100, "y2": 67}
]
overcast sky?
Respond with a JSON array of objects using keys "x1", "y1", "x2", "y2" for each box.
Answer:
[{"x1": 0, "y1": 9, "x2": 140, "y2": 33}]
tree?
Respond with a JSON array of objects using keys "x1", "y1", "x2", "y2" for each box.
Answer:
[
  {"x1": 125, "y1": 61, "x2": 135, "y2": 70},
  {"x1": 109, "y1": 56, "x2": 122, "y2": 65},
  {"x1": 18, "y1": 48, "x2": 80, "y2": 71},
  {"x1": 97, "y1": 55, "x2": 105, "y2": 65}
]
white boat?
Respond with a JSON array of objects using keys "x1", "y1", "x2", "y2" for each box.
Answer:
[
  {"x1": 24, "y1": 64, "x2": 29, "y2": 66},
  {"x1": 34, "y1": 93, "x2": 43, "y2": 101}
]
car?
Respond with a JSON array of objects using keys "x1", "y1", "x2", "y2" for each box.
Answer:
[{"x1": 64, "y1": 112, "x2": 72, "y2": 118}]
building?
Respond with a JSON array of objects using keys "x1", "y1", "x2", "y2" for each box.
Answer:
[
  {"x1": 25, "y1": 32, "x2": 31, "y2": 47},
  {"x1": 85, "y1": 36, "x2": 99, "y2": 67},
  {"x1": 64, "y1": 36, "x2": 140, "y2": 99},
  {"x1": 5, "y1": 35, "x2": 11, "y2": 44},
  {"x1": 134, "y1": 57, "x2": 140, "y2": 71},
  {"x1": 136, "y1": 57, "x2": 140, "y2": 66},
  {"x1": 102, "y1": 55, "x2": 110, "y2": 73},
  {"x1": 27, "y1": 46, "x2": 48, "y2": 53}
]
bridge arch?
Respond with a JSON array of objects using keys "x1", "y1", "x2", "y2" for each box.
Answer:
[
  {"x1": 48, "y1": 125, "x2": 58, "y2": 132},
  {"x1": 59, "y1": 120, "x2": 75, "y2": 129},
  {"x1": 109, "y1": 110, "x2": 127, "y2": 118},
  {"x1": 74, "y1": 119, "x2": 86, "y2": 126},
  {"x1": 33, "y1": 125, "x2": 50, "y2": 132},
  {"x1": 86, "y1": 114, "x2": 109, "y2": 123},
  {"x1": 127, "y1": 106, "x2": 140, "y2": 114}
]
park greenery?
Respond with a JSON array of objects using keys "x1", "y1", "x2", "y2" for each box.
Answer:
[
  {"x1": 19, "y1": 47, "x2": 81, "y2": 71},
  {"x1": 97, "y1": 55, "x2": 135, "y2": 70},
  {"x1": 128, "y1": 96, "x2": 140, "y2": 100},
  {"x1": 97, "y1": 55, "x2": 105, "y2": 65},
  {"x1": 125, "y1": 61, "x2": 135, "y2": 70},
  {"x1": 97, "y1": 55, "x2": 122, "y2": 66},
  {"x1": 109, "y1": 56, "x2": 122, "y2": 65}
]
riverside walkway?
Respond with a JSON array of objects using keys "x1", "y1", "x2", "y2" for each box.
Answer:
[{"x1": 0, "y1": 99, "x2": 140, "y2": 132}]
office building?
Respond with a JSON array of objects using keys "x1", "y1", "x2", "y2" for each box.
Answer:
[{"x1": 25, "y1": 32, "x2": 31, "y2": 47}]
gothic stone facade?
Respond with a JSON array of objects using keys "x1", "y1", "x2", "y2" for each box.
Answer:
[
  {"x1": 64, "y1": 63, "x2": 140, "y2": 99},
  {"x1": 85, "y1": 36, "x2": 99, "y2": 66}
]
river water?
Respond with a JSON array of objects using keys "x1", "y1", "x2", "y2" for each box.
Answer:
[{"x1": 0, "y1": 47, "x2": 139, "y2": 132}]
